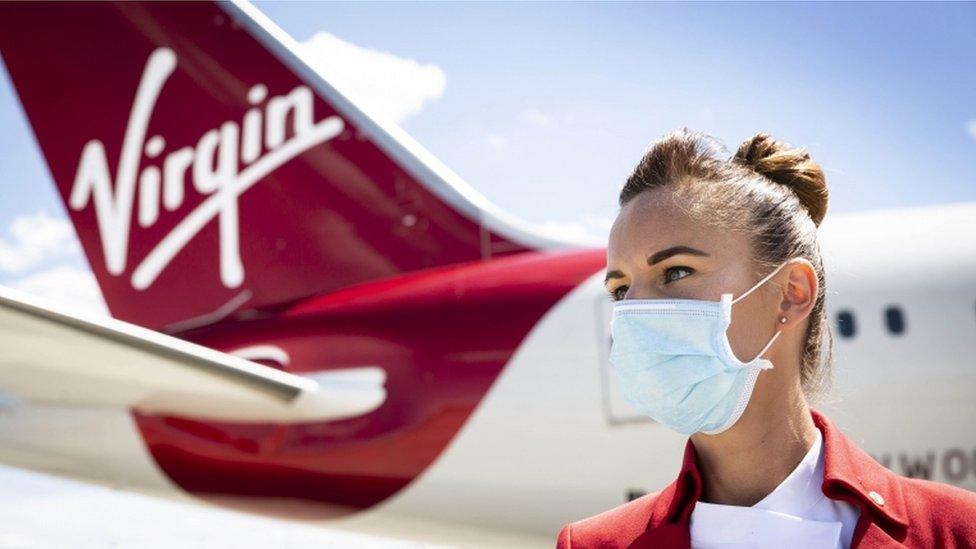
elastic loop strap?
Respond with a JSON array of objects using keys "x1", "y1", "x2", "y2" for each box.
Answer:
[
  {"x1": 752, "y1": 329, "x2": 782, "y2": 367},
  {"x1": 731, "y1": 261, "x2": 789, "y2": 305}
]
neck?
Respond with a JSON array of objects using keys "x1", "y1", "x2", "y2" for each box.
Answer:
[{"x1": 690, "y1": 382, "x2": 817, "y2": 506}]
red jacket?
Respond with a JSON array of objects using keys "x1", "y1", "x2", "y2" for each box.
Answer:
[{"x1": 557, "y1": 408, "x2": 976, "y2": 548}]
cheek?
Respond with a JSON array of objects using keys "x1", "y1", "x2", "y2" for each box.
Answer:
[
  {"x1": 725, "y1": 303, "x2": 765, "y2": 360},
  {"x1": 725, "y1": 286, "x2": 783, "y2": 362}
]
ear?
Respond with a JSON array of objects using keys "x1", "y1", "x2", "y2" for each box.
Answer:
[{"x1": 778, "y1": 258, "x2": 817, "y2": 327}]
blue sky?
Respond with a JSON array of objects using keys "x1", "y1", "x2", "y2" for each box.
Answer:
[
  {"x1": 1, "y1": 1, "x2": 974, "y2": 308},
  {"x1": 251, "y1": 1, "x2": 976, "y2": 216}
]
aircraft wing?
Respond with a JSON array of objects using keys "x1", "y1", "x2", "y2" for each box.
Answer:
[{"x1": 0, "y1": 285, "x2": 385, "y2": 422}]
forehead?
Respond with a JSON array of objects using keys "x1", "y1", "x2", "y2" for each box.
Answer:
[{"x1": 608, "y1": 187, "x2": 742, "y2": 261}]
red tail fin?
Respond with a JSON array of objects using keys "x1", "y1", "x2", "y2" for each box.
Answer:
[{"x1": 0, "y1": 1, "x2": 573, "y2": 331}]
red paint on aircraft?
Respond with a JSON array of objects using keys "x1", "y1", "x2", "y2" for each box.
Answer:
[{"x1": 134, "y1": 247, "x2": 604, "y2": 511}]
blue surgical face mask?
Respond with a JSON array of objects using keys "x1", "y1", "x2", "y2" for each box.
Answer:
[{"x1": 608, "y1": 260, "x2": 790, "y2": 436}]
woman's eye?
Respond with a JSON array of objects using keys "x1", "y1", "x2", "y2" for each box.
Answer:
[
  {"x1": 664, "y1": 266, "x2": 694, "y2": 284},
  {"x1": 607, "y1": 286, "x2": 628, "y2": 301},
  {"x1": 606, "y1": 268, "x2": 691, "y2": 300}
]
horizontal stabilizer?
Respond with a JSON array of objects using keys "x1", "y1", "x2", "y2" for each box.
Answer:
[{"x1": 0, "y1": 285, "x2": 385, "y2": 422}]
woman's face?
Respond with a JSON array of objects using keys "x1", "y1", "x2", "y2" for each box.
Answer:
[{"x1": 605, "y1": 187, "x2": 792, "y2": 390}]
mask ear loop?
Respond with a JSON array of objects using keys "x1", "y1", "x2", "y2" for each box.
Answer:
[
  {"x1": 730, "y1": 260, "x2": 791, "y2": 367},
  {"x1": 750, "y1": 329, "x2": 782, "y2": 368},
  {"x1": 730, "y1": 260, "x2": 790, "y2": 306}
]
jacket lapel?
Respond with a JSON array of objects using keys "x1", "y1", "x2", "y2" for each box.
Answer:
[
  {"x1": 813, "y1": 408, "x2": 910, "y2": 546},
  {"x1": 625, "y1": 407, "x2": 910, "y2": 547},
  {"x1": 627, "y1": 438, "x2": 702, "y2": 548},
  {"x1": 628, "y1": 523, "x2": 690, "y2": 548}
]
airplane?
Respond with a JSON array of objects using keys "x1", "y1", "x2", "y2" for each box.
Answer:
[{"x1": 0, "y1": 1, "x2": 974, "y2": 547}]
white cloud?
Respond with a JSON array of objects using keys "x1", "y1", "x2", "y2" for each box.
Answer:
[
  {"x1": 299, "y1": 32, "x2": 447, "y2": 124},
  {"x1": 7, "y1": 265, "x2": 108, "y2": 316},
  {"x1": 522, "y1": 109, "x2": 553, "y2": 129},
  {"x1": 0, "y1": 211, "x2": 106, "y2": 316},
  {"x1": 0, "y1": 211, "x2": 81, "y2": 274},
  {"x1": 967, "y1": 120, "x2": 976, "y2": 141},
  {"x1": 485, "y1": 134, "x2": 509, "y2": 149}
]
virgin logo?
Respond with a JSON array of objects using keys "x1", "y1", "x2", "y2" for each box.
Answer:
[{"x1": 69, "y1": 47, "x2": 345, "y2": 290}]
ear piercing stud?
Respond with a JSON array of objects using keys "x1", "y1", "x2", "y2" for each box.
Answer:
[{"x1": 780, "y1": 317, "x2": 788, "y2": 324}]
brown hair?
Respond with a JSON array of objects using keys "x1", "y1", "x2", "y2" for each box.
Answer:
[{"x1": 619, "y1": 127, "x2": 832, "y2": 400}]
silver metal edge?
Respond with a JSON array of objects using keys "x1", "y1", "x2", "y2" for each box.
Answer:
[{"x1": 0, "y1": 284, "x2": 314, "y2": 403}]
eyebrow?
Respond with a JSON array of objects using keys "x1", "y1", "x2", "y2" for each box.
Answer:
[{"x1": 604, "y1": 246, "x2": 710, "y2": 285}]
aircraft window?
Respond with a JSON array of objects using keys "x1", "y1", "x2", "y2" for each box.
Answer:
[
  {"x1": 836, "y1": 310, "x2": 855, "y2": 338},
  {"x1": 885, "y1": 306, "x2": 905, "y2": 335}
]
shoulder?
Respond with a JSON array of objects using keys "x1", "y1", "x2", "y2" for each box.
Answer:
[
  {"x1": 556, "y1": 490, "x2": 663, "y2": 549},
  {"x1": 898, "y1": 476, "x2": 976, "y2": 522},
  {"x1": 897, "y1": 476, "x2": 976, "y2": 542}
]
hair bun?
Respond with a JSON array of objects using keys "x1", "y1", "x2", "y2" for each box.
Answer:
[{"x1": 732, "y1": 132, "x2": 828, "y2": 227}]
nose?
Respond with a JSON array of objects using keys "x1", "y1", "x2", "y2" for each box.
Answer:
[{"x1": 621, "y1": 280, "x2": 662, "y2": 301}]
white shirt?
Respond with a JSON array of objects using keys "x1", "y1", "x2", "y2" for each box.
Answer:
[{"x1": 689, "y1": 429, "x2": 860, "y2": 548}]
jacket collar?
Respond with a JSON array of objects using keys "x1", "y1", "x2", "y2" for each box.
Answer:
[{"x1": 636, "y1": 407, "x2": 909, "y2": 544}]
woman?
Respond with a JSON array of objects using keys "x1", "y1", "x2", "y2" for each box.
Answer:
[{"x1": 556, "y1": 129, "x2": 976, "y2": 548}]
